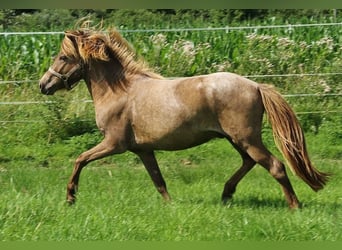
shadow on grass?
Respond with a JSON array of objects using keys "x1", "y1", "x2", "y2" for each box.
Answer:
[
  {"x1": 174, "y1": 194, "x2": 342, "y2": 210},
  {"x1": 173, "y1": 195, "x2": 288, "y2": 209},
  {"x1": 225, "y1": 195, "x2": 342, "y2": 210},
  {"x1": 229, "y1": 196, "x2": 289, "y2": 209}
]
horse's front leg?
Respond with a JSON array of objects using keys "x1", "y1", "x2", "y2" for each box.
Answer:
[
  {"x1": 67, "y1": 138, "x2": 121, "y2": 204},
  {"x1": 136, "y1": 151, "x2": 171, "y2": 201}
]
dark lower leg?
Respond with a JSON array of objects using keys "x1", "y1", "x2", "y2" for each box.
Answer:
[
  {"x1": 137, "y1": 151, "x2": 171, "y2": 201},
  {"x1": 66, "y1": 161, "x2": 85, "y2": 204},
  {"x1": 222, "y1": 154, "x2": 256, "y2": 203}
]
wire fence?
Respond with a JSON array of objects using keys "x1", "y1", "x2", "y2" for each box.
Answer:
[
  {"x1": 0, "y1": 91, "x2": 341, "y2": 124},
  {"x1": 0, "y1": 93, "x2": 341, "y2": 106},
  {"x1": 1, "y1": 22, "x2": 342, "y2": 36},
  {"x1": 1, "y1": 23, "x2": 341, "y2": 123},
  {"x1": 2, "y1": 72, "x2": 342, "y2": 86}
]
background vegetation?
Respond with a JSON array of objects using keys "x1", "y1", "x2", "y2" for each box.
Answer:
[{"x1": 0, "y1": 9, "x2": 341, "y2": 241}]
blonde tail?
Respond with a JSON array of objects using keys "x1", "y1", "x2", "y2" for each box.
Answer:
[{"x1": 259, "y1": 84, "x2": 330, "y2": 191}]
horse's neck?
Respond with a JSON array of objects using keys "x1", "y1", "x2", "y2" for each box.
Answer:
[
  {"x1": 85, "y1": 60, "x2": 125, "y2": 101},
  {"x1": 86, "y1": 77, "x2": 129, "y2": 130},
  {"x1": 86, "y1": 79, "x2": 109, "y2": 101}
]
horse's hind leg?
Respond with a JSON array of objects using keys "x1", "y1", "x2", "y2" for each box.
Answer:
[
  {"x1": 245, "y1": 143, "x2": 300, "y2": 209},
  {"x1": 136, "y1": 151, "x2": 171, "y2": 201},
  {"x1": 221, "y1": 145, "x2": 256, "y2": 204}
]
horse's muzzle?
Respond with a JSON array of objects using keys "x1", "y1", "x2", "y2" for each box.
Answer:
[{"x1": 39, "y1": 81, "x2": 54, "y2": 95}]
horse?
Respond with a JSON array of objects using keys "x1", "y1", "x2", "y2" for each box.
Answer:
[{"x1": 39, "y1": 26, "x2": 330, "y2": 209}]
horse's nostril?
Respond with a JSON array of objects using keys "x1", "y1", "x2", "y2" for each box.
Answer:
[{"x1": 39, "y1": 83, "x2": 46, "y2": 94}]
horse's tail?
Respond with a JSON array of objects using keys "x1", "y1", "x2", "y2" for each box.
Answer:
[{"x1": 258, "y1": 84, "x2": 330, "y2": 191}]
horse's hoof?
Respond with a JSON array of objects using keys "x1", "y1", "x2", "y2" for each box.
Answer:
[
  {"x1": 221, "y1": 195, "x2": 233, "y2": 206},
  {"x1": 66, "y1": 197, "x2": 76, "y2": 205},
  {"x1": 289, "y1": 202, "x2": 302, "y2": 210}
]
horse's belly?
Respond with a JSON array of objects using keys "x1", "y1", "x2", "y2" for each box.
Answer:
[{"x1": 132, "y1": 128, "x2": 222, "y2": 151}]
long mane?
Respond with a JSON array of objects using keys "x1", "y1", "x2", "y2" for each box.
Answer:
[{"x1": 61, "y1": 24, "x2": 163, "y2": 81}]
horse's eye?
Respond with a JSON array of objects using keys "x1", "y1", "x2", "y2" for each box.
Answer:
[{"x1": 59, "y1": 55, "x2": 68, "y2": 62}]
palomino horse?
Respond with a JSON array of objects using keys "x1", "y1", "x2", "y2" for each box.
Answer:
[{"x1": 39, "y1": 27, "x2": 329, "y2": 209}]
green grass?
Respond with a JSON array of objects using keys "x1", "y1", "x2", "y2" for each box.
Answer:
[{"x1": 0, "y1": 138, "x2": 341, "y2": 241}]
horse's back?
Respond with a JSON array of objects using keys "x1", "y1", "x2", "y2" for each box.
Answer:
[{"x1": 174, "y1": 72, "x2": 262, "y2": 114}]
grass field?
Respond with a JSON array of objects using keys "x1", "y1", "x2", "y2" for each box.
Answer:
[{"x1": 0, "y1": 136, "x2": 341, "y2": 241}]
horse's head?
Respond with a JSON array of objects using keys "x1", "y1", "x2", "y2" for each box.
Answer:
[
  {"x1": 39, "y1": 27, "x2": 160, "y2": 95},
  {"x1": 39, "y1": 34, "x2": 84, "y2": 95}
]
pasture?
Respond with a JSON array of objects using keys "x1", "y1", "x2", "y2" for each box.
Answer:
[
  {"x1": 0, "y1": 10, "x2": 342, "y2": 241},
  {"x1": 0, "y1": 138, "x2": 341, "y2": 241}
]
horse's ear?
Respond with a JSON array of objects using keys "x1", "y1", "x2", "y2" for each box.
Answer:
[
  {"x1": 61, "y1": 31, "x2": 80, "y2": 59},
  {"x1": 64, "y1": 31, "x2": 78, "y2": 41}
]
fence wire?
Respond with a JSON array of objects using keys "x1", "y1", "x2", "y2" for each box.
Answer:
[
  {"x1": 1, "y1": 72, "x2": 342, "y2": 85},
  {"x1": 1, "y1": 23, "x2": 341, "y2": 123},
  {"x1": 1, "y1": 22, "x2": 342, "y2": 36}
]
